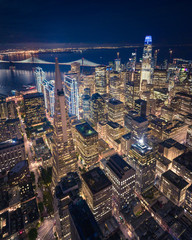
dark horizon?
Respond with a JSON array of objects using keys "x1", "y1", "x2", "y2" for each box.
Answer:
[{"x1": 0, "y1": 0, "x2": 192, "y2": 46}]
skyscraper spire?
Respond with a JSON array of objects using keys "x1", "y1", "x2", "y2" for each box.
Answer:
[{"x1": 52, "y1": 58, "x2": 77, "y2": 187}]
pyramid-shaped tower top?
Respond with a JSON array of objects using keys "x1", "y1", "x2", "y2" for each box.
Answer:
[{"x1": 55, "y1": 58, "x2": 64, "y2": 93}]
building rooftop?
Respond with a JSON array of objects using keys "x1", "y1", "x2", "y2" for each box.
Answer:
[
  {"x1": 135, "y1": 99, "x2": 147, "y2": 104},
  {"x1": 131, "y1": 139, "x2": 153, "y2": 156},
  {"x1": 108, "y1": 98, "x2": 123, "y2": 105},
  {"x1": 107, "y1": 121, "x2": 122, "y2": 129},
  {"x1": 82, "y1": 167, "x2": 112, "y2": 194},
  {"x1": 23, "y1": 92, "x2": 44, "y2": 99},
  {"x1": 156, "y1": 154, "x2": 171, "y2": 166},
  {"x1": 91, "y1": 93, "x2": 104, "y2": 101},
  {"x1": 0, "y1": 138, "x2": 24, "y2": 151},
  {"x1": 162, "y1": 170, "x2": 188, "y2": 190},
  {"x1": 106, "y1": 154, "x2": 134, "y2": 179},
  {"x1": 122, "y1": 132, "x2": 131, "y2": 140},
  {"x1": 55, "y1": 172, "x2": 81, "y2": 200},
  {"x1": 75, "y1": 122, "x2": 98, "y2": 137},
  {"x1": 173, "y1": 151, "x2": 192, "y2": 172},
  {"x1": 159, "y1": 138, "x2": 186, "y2": 151},
  {"x1": 133, "y1": 116, "x2": 148, "y2": 123},
  {"x1": 8, "y1": 160, "x2": 28, "y2": 176}
]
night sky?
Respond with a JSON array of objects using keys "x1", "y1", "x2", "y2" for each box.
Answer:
[{"x1": 0, "y1": 0, "x2": 192, "y2": 46}]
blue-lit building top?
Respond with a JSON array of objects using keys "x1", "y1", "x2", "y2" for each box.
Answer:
[{"x1": 144, "y1": 35, "x2": 152, "y2": 45}]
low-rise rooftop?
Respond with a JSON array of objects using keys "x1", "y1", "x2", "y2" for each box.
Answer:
[
  {"x1": 76, "y1": 122, "x2": 98, "y2": 137},
  {"x1": 162, "y1": 170, "x2": 188, "y2": 190},
  {"x1": 82, "y1": 167, "x2": 112, "y2": 194},
  {"x1": 106, "y1": 154, "x2": 134, "y2": 179},
  {"x1": 0, "y1": 138, "x2": 24, "y2": 151}
]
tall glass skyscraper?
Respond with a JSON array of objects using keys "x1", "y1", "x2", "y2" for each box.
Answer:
[
  {"x1": 64, "y1": 75, "x2": 79, "y2": 119},
  {"x1": 140, "y1": 36, "x2": 153, "y2": 88}
]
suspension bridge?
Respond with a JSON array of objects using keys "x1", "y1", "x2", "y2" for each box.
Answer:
[{"x1": 0, "y1": 57, "x2": 100, "y2": 67}]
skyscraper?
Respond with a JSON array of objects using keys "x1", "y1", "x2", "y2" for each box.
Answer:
[
  {"x1": 90, "y1": 93, "x2": 105, "y2": 124},
  {"x1": 64, "y1": 75, "x2": 79, "y2": 119},
  {"x1": 140, "y1": 36, "x2": 153, "y2": 88},
  {"x1": 95, "y1": 65, "x2": 107, "y2": 95},
  {"x1": 52, "y1": 58, "x2": 77, "y2": 187}
]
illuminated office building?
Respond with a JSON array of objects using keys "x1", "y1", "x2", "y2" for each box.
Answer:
[
  {"x1": 23, "y1": 92, "x2": 46, "y2": 127},
  {"x1": 95, "y1": 65, "x2": 107, "y2": 95},
  {"x1": 121, "y1": 132, "x2": 132, "y2": 156},
  {"x1": 52, "y1": 59, "x2": 77, "y2": 187},
  {"x1": 0, "y1": 118, "x2": 22, "y2": 142},
  {"x1": 124, "y1": 110, "x2": 139, "y2": 131},
  {"x1": 150, "y1": 118, "x2": 188, "y2": 144},
  {"x1": 108, "y1": 98, "x2": 124, "y2": 126},
  {"x1": 184, "y1": 185, "x2": 192, "y2": 221},
  {"x1": 64, "y1": 75, "x2": 79, "y2": 119},
  {"x1": 47, "y1": 80, "x2": 55, "y2": 117},
  {"x1": 158, "y1": 138, "x2": 186, "y2": 161},
  {"x1": 90, "y1": 93, "x2": 105, "y2": 124},
  {"x1": 34, "y1": 67, "x2": 46, "y2": 93},
  {"x1": 114, "y1": 57, "x2": 121, "y2": 72},
  {"x1": 0, "y1": 96, "x2": 7, "y2": 119},
  {"x1": 54, "y1": 172, "x2": 81, "y2": 240},
  {"x1": 70, "y1": 62, "x2": 80, "y2": 80},
  {"x1": 160, "y1": 170, "x2": 188, "y2": 206},
  {"x1": 74, "y1": 122, "x2": 99, "y2": 168},
  {"x1": 155, "y1": 153, "x2": 172, "y2": 179},
  {"x1": 135, "y1": 99, "x2": 147, "y2": 117},
  {"x1": 106, "y1": 121, "x2": 127, "y2": 149},
  {"x1": 81, "y1": 167, "x2": 112, "y2": 223},
  {"x1": 172, "y1": 151, "x2": 192, "y2": 184},
  {"x1": 154, "y1": 88, "x2": 169, "y2": 102},
  {"x1": 153, "y1": 69, "x2": 167, "y2": 88},
  {"x1": 128, "y1": 139, "x2": 155, "y2": 193},
  {"x1": 109, "y1": 75, "x2": 123, "y2": 101},
  {"x1": 101, "y1": 154, "x2": 135, "y2": 211},
  {"x1": 0, "y1": 138, "x2": 25, "y2": 173},
  {"x1": 140, "y1": 36, "x2": 153, "y2": 88},
  {"x1": 82, "y1": 94, "x2": 91, "y2": 120}
]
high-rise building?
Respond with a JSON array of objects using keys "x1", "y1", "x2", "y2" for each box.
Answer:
[
  {"x1": 90, "y1": 93, "x2": 105, "y2": 124},
  {"x1": 54, "y1": 172, "x2": 81, "y2": 240},
  {"x1": 152, "y1": 69, "x2": 167, "y2": 88},
  {"x1": 81, "y1": 167, "x2": 112, "y2": 223},
  {"x1": 0, "y1": 96, "x2": 8, "y2": 119},
  {"x1": 184, "y1": 185, "x2": 192, "y2": 221},
  {"x1": 172, "y1": 151, "x2": 192, "y2": 183},
  {"x1": 0, "y1": 118, "x2": 22, "y2": 142},
  {"x1": 23, "y1": 92, "x2": 46, "y2": 127},
  {"x1": 128, "y1": 139, "x2": 155, "y2": 193},
  {"x1": 74, "y1": 122, "x2": 99, "y2": 168},
  {"x1": 0, "y1": 138, "x2": 25, "y2": 173},
  {"x1": 101, "y1": 154, "x2": 135, "y2": 211},
  {"x1": 69, "y1": 198, "x2": 102, "y2": 240},
  {"x1": 52, "y1": 59, "x2": 77, "y2": 187},
  {"x1": 160, "y1": 170, "x2": 188, "y2": 206},
  {"x1": 158, "y1": 138, "x2": 186, "y2": 161},
  {"x1": 34, "y1": 67, "x2": 46, "y2": 93},
  {"x1": 149, "y1": 118, "x2": 188, "y2": 144},
  {"x1": 108, "y1": 98, "x2": 124, "y2": 126},
  {"x1": 64, "y1": 75, "x2": 79, "y2": 119},
  {"x1": 140, "y1": 36, "x2": 153, "y2": 88},
  {"x1": 135, "y1": 99, "x2": 147, "y2": 117},
  {"x1": 82, "y1": 95, "x2": 91, "y2": 120},
  {"x1": 95, "y1": 65, "x2": 107, "y2": 95}
]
